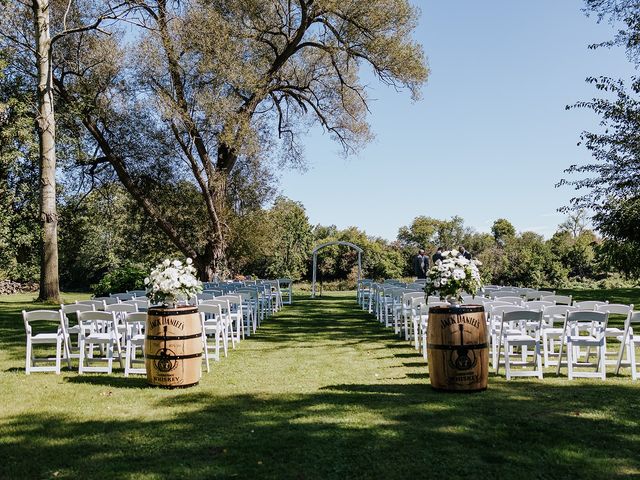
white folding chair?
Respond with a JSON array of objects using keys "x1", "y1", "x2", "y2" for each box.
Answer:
[
  {"x1": 203, "y1": 299, "x2": 236, "y2": 350},
  {"x1": 199, "y1": 303, "x2": 225, "y2": 364},
  {"x1": 495, "y1": 310, "x2": 544, "y2": 380},
  {"x1": 541, "y1": 305, "x2": 577, "y2": 367},
  {"x1": 488, "y1": 305, "x2": 525, "y2": 369},
  {"x1": 218, "y1": 295, "x2": 245, "y2": 341},
  {"x1": 615, "y1": 311, "x2": 640, "y2": 380},
  {"x1": 60, "y1": 303, "x2": 95, "y2": 359},
  {"x1": 597, "y1": 303, "x2": 634, "y2": 366},
  {"x1": 557, "y1": 310, "x2": 609, "y2": 380},
  {"x1": 23, "y1": 310, "x2": 70, "y2": 374},
  {"x1": 77, "y1": 310, "x2": 123, "y2": 374},
  {"x1": 123, "y1": 312, "x2": 146, "y2": 376}
]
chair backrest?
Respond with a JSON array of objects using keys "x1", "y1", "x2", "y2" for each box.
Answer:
[
  {"x1": 23, "y1": 310, "x2": 63, "y2": 332},
  {"x1": 492, "y1": 290, "x2": 521, "y2": 298},
  {"x1": 105, "y1": 303, "x2": 139, "y2": 313},
  {"x1": 61, "y1": 303, "x2": 95, "y2": 315},
  {"x1": 524, "y1": 300, "x2": 555, "y2": 310},
  {"x1": 93, "y1": 296, "x2": 120, "y2": 305},
  {"x1": 206, "y1": 299, "x2": 231, "y2": 314},
  {"x1": 123, "y1": 299, "x2": 149, "y2": 310},
  {"x1": 492, "y1": 296, "x2": 524, "y2": 306},
  {"x1": 540, "y1": 294, "x2": 572, "y2": 305},
  {"x1": 77, "y1": 310, "x2": 117, "y2": 332},
  {"x1": 126, "y1": 290, "x2": 146, "y2": 297},
  {"x1": 573, "y1": 300, "x2": 608, "y2": 310},
  {"x1": 124, "y1": 312, "x2": 147, "y2": 335},
  {"x1": 76, "y1": 299, "x2": 106, "y2": 310},
  {"x1": 490, "y1": 305, "x2": 524, "y2": 318},
  {"x1": 199, "y1": 303, "x2": 223, "y2": 319},
  {"x1": 218, "y1": 294, "x2": 241, "y2": 306},
  {"x1": 110, "y1": 292, "x2": 136, "y2": 301},
  {"x1": 566, "y1": 310, "x2": 609, "y2": 329},
  {"x1": 502, "y1": 309, "x2": 543, "y2": 326},
  {"x1": 543, "y1": 305, "x2": 576, "y2": 317},
  {"x1": 596, "y1": 303, "x2": 633, "y2": 316}
]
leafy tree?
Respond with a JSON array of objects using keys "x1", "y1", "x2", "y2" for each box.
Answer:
[
  {"x1": 561, "y1": 1, "x2": 640, "y2": 277},
  {"x1": 0, "y1": 52, "x2": 40, "y2": 282},
  {"x1": 491, "y1": 218, "x2": 515, "y2": 245},
  {"x1": 46, "y1": 0, "x2": 428, "y2": 280},
  {"x1": 264, "y1": 197, "x2": 313, "y2": 280},
  {"x1": 558, "y1": 210, "x2": 588, "y2": 238},
  {"x1": 593, "y1": 196, "x2": 640, "y2": 276},
  {"x1": 398, "y1": 215, "x2": 470, "y2": 251}
]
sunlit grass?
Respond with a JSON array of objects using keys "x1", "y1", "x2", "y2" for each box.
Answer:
[{"x1": 0, "y1": 290, "x2": 638, "y2": 479}]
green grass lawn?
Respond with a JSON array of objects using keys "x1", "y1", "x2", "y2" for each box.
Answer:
[{"x1": 0, "y1": 289, "x2": 639, "y2": 479}]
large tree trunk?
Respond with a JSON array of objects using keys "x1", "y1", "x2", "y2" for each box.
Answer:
[{"x1": 33, "y1": 0, "x2": 60, "y2": 302}]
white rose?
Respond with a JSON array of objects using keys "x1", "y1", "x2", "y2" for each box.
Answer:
[
  {"x1": 163, "y1": 259, "x2": 170, "y2": 267},
  {"x1": 186, "y1": 258, "x2": 193, "y2": 265},
  {"x1": 440, "y1": 278, "x2": 448, "y2": 285}
]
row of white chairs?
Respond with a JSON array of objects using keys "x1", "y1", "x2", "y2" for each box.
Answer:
[
  {"x1": 357, "y1": 279, "x2": 639, "y2": 380},
  {"x1": 23, "y1": 279, "x2": 291, "y2": 376}
]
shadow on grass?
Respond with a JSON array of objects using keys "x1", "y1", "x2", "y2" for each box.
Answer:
[
  {"x1": 65, "y1": 375, "x2": 149, "y2": 389},
  {"x1": 2, "y1": 381, "x2": 639, "y2": 479},
  {"x1": 2, "y1": 293, "x2": 640, "y2": 479}
]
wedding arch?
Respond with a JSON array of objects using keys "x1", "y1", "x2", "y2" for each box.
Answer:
[{"x1": 311, "y1": 241, "x2": 363, "y2": 298}]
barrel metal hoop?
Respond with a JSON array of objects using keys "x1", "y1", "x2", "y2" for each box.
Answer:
[
  {"x1": 427, "y1": 343, "x2": 488, "y2": 351},
  {"x1": 145, "y1": 352, "x2": 202, "y2": 360},
  {"x1": 146, "y1": 332, "x2": 202, "y2": 341},
  {"x1": 147, "y1": 307, "x2": 199, "y2": 316},
  {"x1": 428, "y1": 305, "x2": 485, "y2": 314}
]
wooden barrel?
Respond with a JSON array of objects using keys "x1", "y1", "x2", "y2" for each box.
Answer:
[
  {"x1": 145, "y1": 306, "x2": 202, "y2": 388},
  {"x1": 427, "y1": 305, "x2": 488, "y2": 392}
]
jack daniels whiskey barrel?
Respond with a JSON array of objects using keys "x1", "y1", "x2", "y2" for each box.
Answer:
[
  {"x1": 427, "y1": 305, "x2": 488, "y2": 392},
  {"x1": 145, "y1": 306, "x2": 202, "y2": 388}
]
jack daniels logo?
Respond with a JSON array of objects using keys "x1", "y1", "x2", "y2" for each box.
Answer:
[
  {"x1": 155, "y1": 325, "x2": 178, "y2": 373},
  {"x1": 448, "y1": 324, "x2": 477, "y2": 371}
]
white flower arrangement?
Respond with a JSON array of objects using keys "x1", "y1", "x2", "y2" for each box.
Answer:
[
  {"x1": 425, "y1": 250, "x2": 482, "y2": 301},
  {"x1": 144, "y1": 258, "x2": 203, "y2": 306}
]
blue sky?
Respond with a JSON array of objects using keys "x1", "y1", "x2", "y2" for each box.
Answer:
[{"x1": 278, "y1": 0, "x2": 637, "y2": 241}]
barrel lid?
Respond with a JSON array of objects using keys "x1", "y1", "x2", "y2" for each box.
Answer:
[
  {"x1": 428, "y1": 305, "x2": 484, "y2": 314},
  {"x1": 148, "y1": 306, "x2": 199, "y2": 316}
]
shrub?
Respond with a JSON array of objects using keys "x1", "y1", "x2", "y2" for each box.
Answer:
[{"x1": 91, "y1": 263, "x2": 147, "y2": 297}]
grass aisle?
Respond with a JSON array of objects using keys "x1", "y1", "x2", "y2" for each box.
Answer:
[{"x1": 1, "y1": 292, "x2": 639, "y2": 479}]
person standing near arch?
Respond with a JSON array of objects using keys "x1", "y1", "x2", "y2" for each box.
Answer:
[{"x1": 413, "y1": 249, "x2": 428, "y2": 279}]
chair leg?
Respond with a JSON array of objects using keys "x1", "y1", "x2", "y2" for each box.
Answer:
[
  {"x1": 536, "y1": 343, "x2": 543, "y2": 379},
  {"x1": 78, "y1": 337, "x2": 85, "y2": 374},
  {"x1": 599, "y1": 340, "x2": 606, "y2": 380},
  {"x1": 567, "y1": 340, "x2": 574, "y2": 380},
  {"x1": 25, "y1": 338, "x2": 31, "y2": 375},
  {"x1": 124, "y1": 341, "x2": 131, "y2": 377},
  {"x1": 55, "y1": 337, "x2": 62, "y2": 375},
  {"x1": 504, "y1": 342, "x2": 511, "y2": 380}
]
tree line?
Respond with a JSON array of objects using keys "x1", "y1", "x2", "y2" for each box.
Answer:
[{"x1": 0, "y1": 178, "x2": 631, "y2": 291}]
